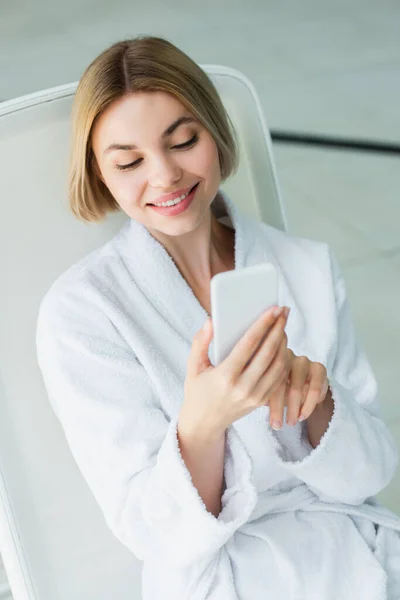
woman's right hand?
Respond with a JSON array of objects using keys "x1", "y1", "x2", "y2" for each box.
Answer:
[{"x1": 180, "y1": 306, "x2": 291, "y2": 441}]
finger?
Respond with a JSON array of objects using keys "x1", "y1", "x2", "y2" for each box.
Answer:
[
  {"x1": 244, "y1": 311, "x2": 289, "y2": 382},
  {"x1": 285, "y1": 356, "x2": 309, "y2": 426},
  {"x1": 263, "y1": 367, "x2": 289, "y2": 406},
  {"x1": 222, "y1": 306, "x2": 290, "y2": 377},
  {"x1": 269, "y1": 377, "x2": 288, "y2": 429},
  {"x1": 260, "y1": 337, "x2": 290, "y2": 429},
  {"x1": 251, "y1": 332, "x2": 288, "y2": 404},
  {"x1": 298, "y1": 364, "x2": 327, "y2": 421},
  {"x1": 318, "y1": 378, "x2": 330, "y2": 404}
]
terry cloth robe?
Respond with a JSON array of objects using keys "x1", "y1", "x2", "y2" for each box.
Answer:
[{"x1": 36, "y1": 190, "x2": 400, "y2": 600}]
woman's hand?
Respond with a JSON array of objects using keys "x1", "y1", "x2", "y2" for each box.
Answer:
[
  {"x1": 267, "y1": 349, "x2": 330, "y2": 430},
  {"x1": 181, "y1": 306, "x2": 291, "y2": 442}
]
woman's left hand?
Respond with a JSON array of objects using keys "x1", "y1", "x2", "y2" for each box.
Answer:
[{"x1": 268, "y1": 349, "x2": 330, "y2": 429}]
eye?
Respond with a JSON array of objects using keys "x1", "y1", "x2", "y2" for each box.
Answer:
[
  {"x1": 116, "y1": 133, "x2": 199, "y2": 171},
  {"x1": 172, "y1": 133, "x2": 199, "y2": 149},
  {"x1": 116, "y1": 158, "x2": 143, "y2": 171}
]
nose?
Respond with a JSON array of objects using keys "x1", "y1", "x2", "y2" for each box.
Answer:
[{"x1": 148, "y1": 154, "x2": 182, "y2": 189}]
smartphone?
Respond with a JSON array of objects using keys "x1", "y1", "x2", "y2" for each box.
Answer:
[{"x1": 209, "y1": 262, "x2": 279, "y2": 367}]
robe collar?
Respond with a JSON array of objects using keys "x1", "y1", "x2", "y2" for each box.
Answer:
[{"x1": 115, "y1": 189, "x2": 307, "y2": 355}]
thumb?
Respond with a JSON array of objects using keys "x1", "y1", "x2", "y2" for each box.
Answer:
[{"x1": 186, "y1": 317, "x2": 213, "y2": 378}]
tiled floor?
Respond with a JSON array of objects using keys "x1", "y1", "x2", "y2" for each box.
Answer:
[{"x1": 1, "y1": 0, "x2": 400, "y2": 595}]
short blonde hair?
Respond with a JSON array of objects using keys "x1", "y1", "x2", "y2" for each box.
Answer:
[{"x1": 69, "y1": 36, "x2": 239, "y2": 222}]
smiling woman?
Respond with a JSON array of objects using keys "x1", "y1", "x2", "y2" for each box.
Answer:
[{"x1": 36, "y1": 34, "x2": 400, "y2": 600}]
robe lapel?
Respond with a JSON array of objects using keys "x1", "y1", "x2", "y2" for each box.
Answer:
[
  {"x1": 118, "y1": 189, "x2": 307, "y2": 356},
  {"x1": 264, "y1": 249, "x2": 308, "y2": 357}
]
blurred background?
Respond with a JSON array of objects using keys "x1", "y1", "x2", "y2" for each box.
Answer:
[{"x1": 1, "y1": 0, "x2": 399, "y2": 597}]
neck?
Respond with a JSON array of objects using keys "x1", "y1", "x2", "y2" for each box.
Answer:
[{"x1": 147, "y1": 203, "x2": 234, "y2": 290}]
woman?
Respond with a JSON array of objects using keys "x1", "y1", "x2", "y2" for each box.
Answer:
[{"x1": 36, "y1": 36, "x2": 400, "y2": 599}]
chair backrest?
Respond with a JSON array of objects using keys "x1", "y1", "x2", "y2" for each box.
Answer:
[{"x1": 0, "y1": 65, "x2": 287, "y2": 600}]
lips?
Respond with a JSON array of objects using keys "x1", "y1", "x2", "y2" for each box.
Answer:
[{"x1": 147, "y1": 183, "x2": 199, "y2": 206}]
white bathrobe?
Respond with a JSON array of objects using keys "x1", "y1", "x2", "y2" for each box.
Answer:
[{"x1": 36, "y1": 190, "x2": 400, "y2": 600}]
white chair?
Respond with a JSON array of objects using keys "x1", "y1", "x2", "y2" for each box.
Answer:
[{"x1": 0, "y1": 65, "x2": 287, "y2": 600}]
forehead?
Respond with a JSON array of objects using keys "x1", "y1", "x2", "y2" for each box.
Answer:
[{"x1": 92, "y1": 91, "x2": 192, "y2": 150}]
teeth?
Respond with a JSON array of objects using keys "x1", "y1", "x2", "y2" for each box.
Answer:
[{"x1": 156, "y1": 189, "x2": 191, "y2": 207}]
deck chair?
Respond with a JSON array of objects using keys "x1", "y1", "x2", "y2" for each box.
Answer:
[{"x1": 0, "y1": 65, "x2": 287, "y2": 600}]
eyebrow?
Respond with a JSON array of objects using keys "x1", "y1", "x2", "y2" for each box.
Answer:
[{"x1": 103, "y1": 116, "x2": 197, "y2": 155}]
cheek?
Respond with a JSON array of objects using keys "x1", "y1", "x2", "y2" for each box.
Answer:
[
  {"x1": 191, "y1": 138, "x2": 220, "y2": 176},
  {"x1": 105, "y1": 172, "x2": 145, "y2": 204}
]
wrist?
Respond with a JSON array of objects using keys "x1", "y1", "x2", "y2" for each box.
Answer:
[{"x1": 177, "y1": 417, "x2": 226, "y2": 445}]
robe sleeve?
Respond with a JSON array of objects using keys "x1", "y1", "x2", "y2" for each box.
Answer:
[
  {"x1": 35, "y1": 288, "x2": 257, "y2": 568},
  {"x1": 267, "y1": 246, "x2": 399, "y2": 505}
]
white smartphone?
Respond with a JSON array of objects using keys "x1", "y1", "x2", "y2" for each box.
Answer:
[{"x1": 209, "y1": 263, "x2": 279, "y2": 367}]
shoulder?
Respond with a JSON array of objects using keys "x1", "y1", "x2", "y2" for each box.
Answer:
[
  {"x1": 259, "y1": 221, "x2": 334, "y2": 279},
  {"x1": 37, "y1": 236, "x2": 123, "y2": 333}
]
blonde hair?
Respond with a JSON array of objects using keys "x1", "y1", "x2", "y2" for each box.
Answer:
[{"x1": 68, "y1": 36, "x2": 239, "y2": 222}]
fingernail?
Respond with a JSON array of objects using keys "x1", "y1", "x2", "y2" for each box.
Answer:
[
  {"x1": 298, "y1": 414, "x2": 306, "y2": 421},
  {"x1": 287, "y1": 419, "x2": 296, "y2": 427},
  {"x1": 283, "y1": 307, "x2": 291, "y2": 318},
  {"x1": 272, "y1": 307, "x2": 283, "y2": 317},
  {"x1": 271, "y1": 420, "x2": 282, "y2": 430}
]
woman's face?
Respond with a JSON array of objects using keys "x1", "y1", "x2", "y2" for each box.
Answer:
[{"x1": 91, "y1": 91, "x2": 221, "y2": 235}]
